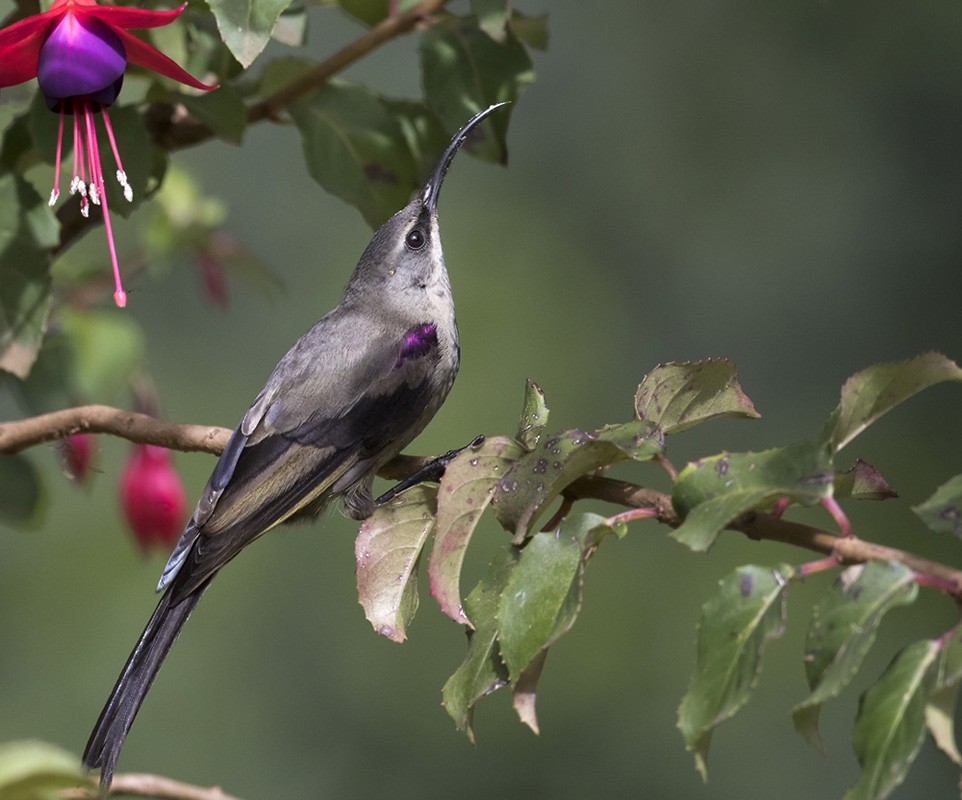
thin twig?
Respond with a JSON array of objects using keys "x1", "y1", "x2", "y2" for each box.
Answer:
[{"x1": 60, "y1": 772, "x2": 242, "y2": 800}]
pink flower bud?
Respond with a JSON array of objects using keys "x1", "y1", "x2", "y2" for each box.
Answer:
[
  {"x1": 119, "y1": 443, "x2": 187, "y2": 552},
  {"x1": 61, "y1": 432, "x2": 97, "y2": 484}
]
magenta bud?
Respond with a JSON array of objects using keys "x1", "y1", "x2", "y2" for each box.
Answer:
[
  {"x1": 119, "y1": 444, "x2": 187, "y2": 552},
  {"x1": 61, "y1": 432, "x2": 96, "y2": 484}
]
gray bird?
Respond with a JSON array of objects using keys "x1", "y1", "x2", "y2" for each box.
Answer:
[{"x1": 82, "y1": 102, "x2": 509, "y2": 791}]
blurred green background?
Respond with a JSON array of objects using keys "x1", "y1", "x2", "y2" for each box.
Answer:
[{"x1": 3, "y1": 0, "x2": 962, "y2": 797}]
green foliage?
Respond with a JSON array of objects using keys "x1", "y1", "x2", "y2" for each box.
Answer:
[
  {"x1": 677, "y1": 564, "x2": 793, "y2": 779},
  {"x1": 0, "y1": 740, "x2": 87, "y2": 800}
]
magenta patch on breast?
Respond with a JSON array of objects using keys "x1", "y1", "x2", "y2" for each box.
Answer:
[{"x1": 397, "y1": 322, "x2": 438, "y2": 366}]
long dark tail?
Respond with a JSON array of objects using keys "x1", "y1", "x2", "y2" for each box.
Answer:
[{"x1": 82, "y1": 580, "x2": 211, "y2": 791}]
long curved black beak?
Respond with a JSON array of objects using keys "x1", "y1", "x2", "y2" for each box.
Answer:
[{"x1": 420, "y1": 102, "x2": 510, "y2": 212}]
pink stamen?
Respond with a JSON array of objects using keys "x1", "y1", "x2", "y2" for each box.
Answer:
[
  {"x1": 100, "y1": 107, "x2": 132, "y2": 202},
  {"x1": 82, "y1": 100, "x2": 126, "y2": 308},
  {"x1": 49, "y1": 108, "x2": 64, "y2": 206}
]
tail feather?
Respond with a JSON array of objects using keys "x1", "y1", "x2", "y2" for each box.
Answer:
[{"x1": 82, "y1": 581, "x2": 210, "y2": 791}]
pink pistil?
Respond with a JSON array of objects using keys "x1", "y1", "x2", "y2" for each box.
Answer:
[
  {"x1": 49, "y1": 108, "x2": 64, "y2": 205},
  {"x1": 52, "y1": 96, "x2": 127, "y2": 307}
]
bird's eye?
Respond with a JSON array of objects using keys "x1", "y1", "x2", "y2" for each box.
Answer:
[{"x1": 405, "y1": 228, "x2": 425, "y2": 250}]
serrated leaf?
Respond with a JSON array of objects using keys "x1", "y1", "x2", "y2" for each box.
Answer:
[
  {"x1": 0, "y1": 173, "x2": 57, "y2": 379},
  {"x1": 492, "y1": 419, "x2": 662, "y2": 541},
  {"x1": 671, "y1": 441, "x2": 834, "y2": 553},
  {"x1": 845, "y1": 639, "x2": 940, "y2": 800},
  {"x1": 678, "y1": 564, "x2": 794, "y2": 780},
  {"x1": 912, "y1": 474, "x2": 962, "y2": 539},
  {"x1": 290, "y1": 80, "x2": 418, "y2": 228},
  {"x1": 420, "y1": 14, "x2": 534, "y2": 164},
  {"x1": 176, "y1": 84, "x2": 247, "y2": 145},
  {"x1": 793, "y1": 562, "x2": 918, "y2": 752},
  {"x1": 0, "y1": 739, "x2": 87, "y2": 799},
  {"x1": 835, "y1": 459, "x2": 898, "y2": 501},
  {"x1": 498, "y1": 513, "x2": 619, "y2": 682},
  {"x1": 356, "y1": 484, "x2": 436, "y2": 642},
  {"x1": 441, "y1": 547, "x2": 516, "y2": 743},
  {"x1": 0, "y1": 453, "x2": 45, "y2": 530},
  {"x1": 208, "y1": 0, "x2": 293, "y2": 68},
  {"x1": 825, "y1": 352, "x2": 962, "y2": 452},
  {"x1": 516, "y1": 378, "x2": 548, "y2": 449},
  {"x1": 430, "y1": 435, "x2": 524, "y2": 625},
  {"x1": 634, "y1": 360, "x2": 760, "y2": 435},
  {"x1": 926, "y1": 632, "x2": 962, "y2": 766}
]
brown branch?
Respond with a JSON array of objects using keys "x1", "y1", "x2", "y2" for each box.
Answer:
[
  {"x1": 0, "y1": 405, "x2": 230, "y2": 455},
  {"x1": 61, "y1": 772, "x2": 242, "y2": 800},
  {"x1": 5, "y1": 404, "x2": 962, "y2": 596}
]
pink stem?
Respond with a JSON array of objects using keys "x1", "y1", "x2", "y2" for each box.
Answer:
[{"x1": 83, "y1": 102, "x2": 126, "y2": 308}]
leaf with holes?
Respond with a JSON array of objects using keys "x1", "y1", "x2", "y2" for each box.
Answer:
[
  {"x1": 634, "y1": 360, "x2": 759, "y2": 434},
  {"x1": 671, "y1": 441, "x2": 835, "y2": 552},
  {"x1": 492, "y1": 419, "x2": 662, "y2": 541},
  {"x1": 430, "y1": 436, "x2": 524, "y2": 625},
  {"x1": 356, "y1": 484, "x2": 436, "y2": 642}
]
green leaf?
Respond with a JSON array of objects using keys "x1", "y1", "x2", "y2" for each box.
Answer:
[
  {"x1": 430, "y1": 435, "x2": 523, "y2": 625},
  {"x1": 379, "y1": 97, "x2": 450, "y2": 185},
  {"x1": 834, "y1": 459, "x2": 898, "y2": 501},
  {"x1": 846, "y1": 640, "x2": 940, "y2": 800},
  {"x1": 59, "y1": 308, "x2": 145, "y2": 404},
  {"x1": 337, "y1": 0, "x2": 388, "y2": 27},
  {"x1": 420, "y1": 14, "x2": 534, "y2": 164},
  {"x1": 671, "y1": 441, "x2": 835, "y2": 553},
  {"x1": 0, "y1": 173, "x2": 57, "y2": 380},
  {"x1": 290, "y1": 80, "x2": 419, "y2": 228},
  {"x1": 208, "y1": 0, "x2": 294, "y2": 68},
  {"x1": 792, "y1": 562, "x2": 918, "y2": 752},
  {"x1": 441, "y1": 547, "x2": 516, "y2": 743},
  {"x1": 677, "y1": 564, "x2": 794, "y2": 780},
  {"x1": 912, "y1": 474, "x2": 962, "y2": 539},
  {"x1": 175, "y1": 85, "x2": 248, "y2": 145},
  {"x1": 498, "y1": 513, "x2": 621, "y2": 682},
  {"x1": 509, "y1": 11, "x2": 549, "y2": 51},
  {"x1": 516, "y1": 378, "x2": 548, "y2": 450},
  {"x1": 0, "y1": 453, "x2": 45, "y2": 530},
  {"x1": 634, "y1": 359, "x2": 760, "y2": 434},
  {"x1": 926, "y1": 632, "x2": 962, "y2": 766},
  {"x1": 0, "y1": 740, "x2": 87, "y2": 799},
  {"x1": 825, "y1": 352, "x2": 962, "y2": 452},
  {"x1": 471, "y1": 0, "x2": 509, "y2": 42},
  {"x1": 492, "y1": 419, "x2": 662, "y2": 541},
  {"x1": 355, "y1": 484, "x2": 436, "y2": 642}
]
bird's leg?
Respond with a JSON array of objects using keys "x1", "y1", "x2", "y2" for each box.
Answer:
[{"x1": 375, "y1": 434, "x2": 485, "y2": 506}]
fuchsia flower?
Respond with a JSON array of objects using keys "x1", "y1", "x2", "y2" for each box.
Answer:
[
  {"x1": 0, "y1": 0, "x2": 216, "y2": 307},
  {"x1": 119, "y1": 442, "x2": 187, "y2": 552}
]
